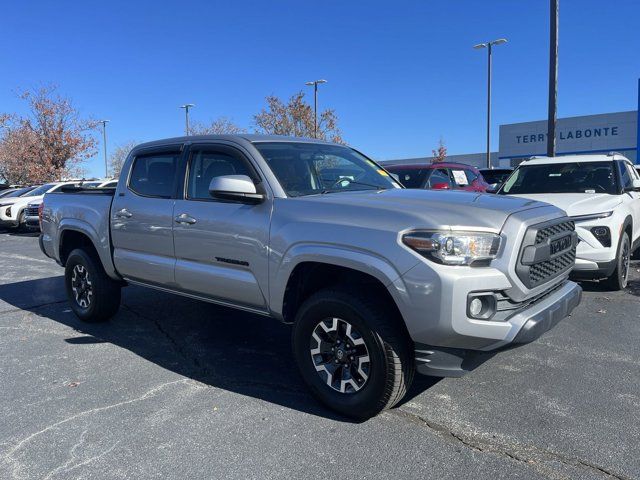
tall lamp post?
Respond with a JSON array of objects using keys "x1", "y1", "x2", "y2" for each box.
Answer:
[
  {"x1": 98, "y1": 120, "x2": 110, "y2": 177},
  {"x1": 547, "y1": 0, "x2": 559, "y2": 157},
  {"x1": 473, "y1": 38, "x2": 507, "y2": 169},
  {"x1": 179, "y1": 104, "x2": 195, "y2": 136},
  {"x1": 304, "y1": 79, "x2": 327, "y2": 138}
]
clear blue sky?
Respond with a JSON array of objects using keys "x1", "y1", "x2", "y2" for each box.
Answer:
[{"x1": 2, "y1": 0, "x2": 639, "y2": 177}]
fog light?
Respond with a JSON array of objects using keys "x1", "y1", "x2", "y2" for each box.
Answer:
[
  {"x1": 590, "y1": 226, "x2": 611, "y2": 247},
  {"x1": 467, "y1": 293, "x2": 497, "y2": 320},
  {"x1": 469, "y1": 298, "x2": 483, "y2": 317}
]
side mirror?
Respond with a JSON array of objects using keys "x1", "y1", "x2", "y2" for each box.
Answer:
[{"x1": 209, "y1": 175, "x2": 264, "y2": 204}]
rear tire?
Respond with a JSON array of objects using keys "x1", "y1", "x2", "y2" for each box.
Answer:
[
  {"x1": 292, "y1": 288, "x2": 414, "y2": 420},
  {"x1": 603, "y1": 232, "x2": 631, "y2": 291},
  {"x1": 65, "y1": 248, "x2": 121, "y2": 322}
]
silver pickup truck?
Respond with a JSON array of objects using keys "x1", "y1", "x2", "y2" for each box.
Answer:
[{"x1": 39, "y1": 135, "x2": 582, "y2": 419}]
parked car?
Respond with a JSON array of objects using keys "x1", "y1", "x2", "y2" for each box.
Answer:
[
  {"x1": 40, "y1": 135, "x2": 581, "y2": 419},
  {"x1": 0, "y1": 181, "x2": 79, "y2": 230},
  {"x1": 479, "y1": 167, "x2": 513, "y2": 190},
  {"x1": 386, "y1": 162, "x2": 491, "y2": 192},
  {"x1": 0, "y1": 186, "x2": 36, "y2": 199},
  {"x1": 24, "y1": 201, "x2": 42, "y2": 229},
  {"x1": 498, "y1": 153, "x2": 640, "y2": 289}
]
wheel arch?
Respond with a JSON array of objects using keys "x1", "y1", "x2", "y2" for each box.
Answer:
[{"x1": 58, "y1": 220, "x2": 120, "y2": 280}]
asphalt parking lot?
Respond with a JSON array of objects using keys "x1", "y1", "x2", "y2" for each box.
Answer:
[{"x1": 0, "y1": 232, "x2": 638, "y2": 479}]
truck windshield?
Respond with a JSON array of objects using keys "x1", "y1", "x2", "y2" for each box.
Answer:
[
  {"x1": 254, "y1": 142, "x2": 401, "y2": 197},
  {"x1": 500, "y1": 162, "x2": 617, "y2": 195}
]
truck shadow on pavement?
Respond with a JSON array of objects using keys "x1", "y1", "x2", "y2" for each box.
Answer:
[{"x1": 0, "y1": 276, "x2": 439, "y2": 423}]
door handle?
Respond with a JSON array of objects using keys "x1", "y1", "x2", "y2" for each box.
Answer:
[
  {"x1": 115, "y1": 208, "x2": 133, "y2": 218},
  {"x1": 175, "y1": 213, "x2": 197, "y2": 225}
]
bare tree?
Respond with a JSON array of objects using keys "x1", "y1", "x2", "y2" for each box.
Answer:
[
  {"x1": 432, "y1": 138, "x2": 447, "y2": 163},
  {"x1": 0, "y1": 85, "x2": 97, "y2": 184},
  {"x1": 254, "y1": 92, "x2": 344, "y2": 144},
  {"x1": 189, "y1": 117, "x2": 245, "y2": 135},
  {"x1": 108, "y1": 140, "x2": 138, "y2": 178}
]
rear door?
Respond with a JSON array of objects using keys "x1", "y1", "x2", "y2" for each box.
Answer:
[
  {"x1": 111, "y1": 146, "x2": 182, "y2": 286},
  {"x1": 172, "y1": 143, "x2": 271, "y2": 309}
]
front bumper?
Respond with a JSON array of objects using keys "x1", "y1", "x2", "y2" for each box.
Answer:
[
  {"x1": 25, "y1": 215, "x2": 40, "y2": 228},
  {"x1": 414, "y1": 280, "x2": 582, "y2": 377}
]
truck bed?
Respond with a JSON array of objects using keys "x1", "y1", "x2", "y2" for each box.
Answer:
[{"x1": 40, "y1": 188, "x2": 119, "y2": 280}]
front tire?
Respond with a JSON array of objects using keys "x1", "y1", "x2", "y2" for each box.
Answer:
[
  {"x1": 65, "y1": 248, "x2": 121, "y2": 322},
  {"x1": 292, "y1": 288, "x2": 414, "y2": 420},
  {"x1": 604, "y1": 232, "x2": 631, "y2": 291}
]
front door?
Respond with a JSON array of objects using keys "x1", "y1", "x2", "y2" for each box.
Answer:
[
  {"x1": 623, "y1": 161, "x2": 640, "y2": 242},
  {"x1": 173, "y1": 144, "x2": 271, "y2": 309},
  {"x1": 111, "y1": 148, "x2": 182, "y2": 286}
]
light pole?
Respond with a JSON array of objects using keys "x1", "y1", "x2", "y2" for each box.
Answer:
[
  {"x1": 179, "y1": 104, "x2": 195, "y2": 136},
  {"x1": 98, "y1": 120, "x2": 110, "y2": 177},
  {"x1": 304, "y1": 79, "x2": 327, "y2": 138},
  {"x1": 547, "y1": 0, "x2": 559, "y2": 157},
  {"x1": 473, "y1": 38, "x2": 507, "y2": 169}
]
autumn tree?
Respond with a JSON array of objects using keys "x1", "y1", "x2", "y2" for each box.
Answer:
[
  {"x1": 108, "y1": 140, "x2": 138, "y2": 178},
  {"x1": 0, "y1": 85, "x2": 97, "y2": 184},
  {"x1": 432, "y1": 138, "x2": 447, "y2": 163},
  {"x1": 189, "y1": 117, "x2": 246, "y2": 135},
  {"x1": 254, "y1": 92, "x2": 344, "y2": 144}
]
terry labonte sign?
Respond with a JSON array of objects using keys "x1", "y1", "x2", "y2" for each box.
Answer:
[{"x1": 499, "y1": 111, "x2": 638, "y2": 162}]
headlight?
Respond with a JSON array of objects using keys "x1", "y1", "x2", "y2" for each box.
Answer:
[
  {"x1": 402, "y1": 230, "x2": 501, "y2": 266},
  {"x1": 571, "y1": 211, "x2": 613, "y2": 222}
]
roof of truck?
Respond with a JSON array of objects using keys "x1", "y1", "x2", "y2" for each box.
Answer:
[{"x1": 134, "y1": 134, "x2": 338, "y2": 150}]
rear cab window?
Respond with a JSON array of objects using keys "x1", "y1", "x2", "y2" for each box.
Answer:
[{"x1": 128, "y1": 152, "x2": 180, "y2": 198}]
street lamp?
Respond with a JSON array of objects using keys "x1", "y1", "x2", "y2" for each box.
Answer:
[
  {"x1": 473, "y1": 38, "x2": 507, "y2": 169},
  {"x1": 98, "y1": 120, "x2": 110, "y2": 177},
  {"x1": 179, "y1": 104, "x2": 195, "y2": 136},
  {"x1": 304, "y1": 79, "x2": 327, "y2": 138}
]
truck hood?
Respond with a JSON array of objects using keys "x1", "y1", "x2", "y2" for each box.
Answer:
[
  {"x1": 507, "y1": 193, "x2": 622, "y2": 217},
  {"x1": 288, "y1": 188, "x2": 553, "y2": 231}
]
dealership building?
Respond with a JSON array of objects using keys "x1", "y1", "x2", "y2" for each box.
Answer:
[{"x1": 383, "y1": 109, "x2": 639, "y2": 168}]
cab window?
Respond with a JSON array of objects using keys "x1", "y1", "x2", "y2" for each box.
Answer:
[
  {"x1": 186, "y1": 148, "x2": 256, "y2": 200},
  {"x1": 129, "y1": 153, "x2": 179, "y2": 198}
]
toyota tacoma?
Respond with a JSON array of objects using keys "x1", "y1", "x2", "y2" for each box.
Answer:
[{"x1": 39, "y1": 135, "x2": 582, "y2": 419}]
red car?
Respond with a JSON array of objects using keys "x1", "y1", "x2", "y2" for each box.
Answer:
[{"x1": 386, "y1": 162, "x2": 491, "y2": 192}]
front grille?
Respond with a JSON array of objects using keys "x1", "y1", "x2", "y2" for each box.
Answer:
[
  {"x1": 516, "y1": 219, "x2": 576, "y2": 289},
  {"x1": 26, "y1": 205, "x2": 39, "y2": 216},
  {"x1": 535, "y1": 221, "x2": 575, "y2": 244}
]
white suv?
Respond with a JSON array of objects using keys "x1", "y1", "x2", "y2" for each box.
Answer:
[
  {"x1": 0, "y1": 181, "x2": 80, "y2": 230},
  {"x1": 499, "y1": 153, "x2": 640, "y2": 290}
]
